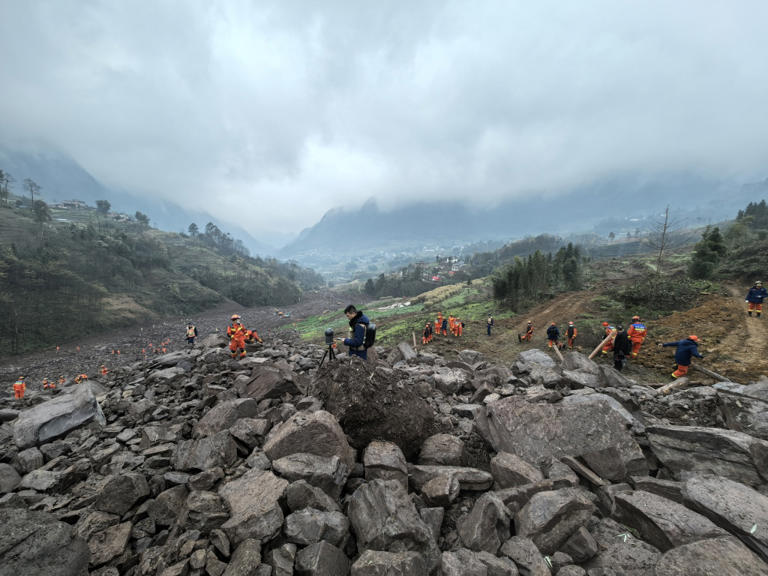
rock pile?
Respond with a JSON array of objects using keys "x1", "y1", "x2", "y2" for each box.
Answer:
[{"x1": 1, "y1": 337, "x2": 767, "y2": 575}]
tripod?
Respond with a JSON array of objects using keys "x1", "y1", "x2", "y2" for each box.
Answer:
[{"x1": 319, "y1": 343, "x2": 336, "y2": 368}]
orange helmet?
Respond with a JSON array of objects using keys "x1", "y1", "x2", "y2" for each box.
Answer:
[
  {"x1": 551, "y1": 322, "x2": 556, "y2": 326},
  {"x1": 602, "y1": 322, "x2": 609, "y2": 326},
  {"x1": 688, "y1": 335, "x2": 699, "y2": 342},
  {"x1": 568, "y1": 321, "x2": 574, "y2": 326},
  {"x1": 231, "y1": 314, "x2": 241, "y2": 321},
  {"x1": 632, "y1": 315, "x2": 640, "y2": 321}
]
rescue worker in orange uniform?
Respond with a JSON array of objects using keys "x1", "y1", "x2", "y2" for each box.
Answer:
[
  {"x1": 245, "y1": 328, "x2": 263, "y2": 345},
  {"x1": 521, "y1": 320, "x2": 534, "y2": 342},
  {"x1": 627, "y1": 315, "x2": 647, "y2": 358},
  {"x1": 448, "y1": 316, "x2": 455, "y2": 334},
  {"x1": 13, "y1": 377, "x2": 26, "y2": 399},
  {"x1": 58, "y1": 375, "x2": 66, "y2": 387},
  {"x1": 601, "y1": 322, "x2": 615, "y2": 354},
  {"x1": 454, "y1": 318, "x2": 463, "y2": 337},
  {"x1": 436, "y1": 313, "x2": 444, "y2": 335},
  {"x1": 422, "y1": 322, "x2": 433, "y2": 344},
  {"x1": 565, "y1": 321, "x2": 578, "y2": 350},
  {"x1": 100, "y1": 365, "x2": 108, "y2": 376},
  {"x1": 661, "y1": 335, "x2": 703, "y2": 378},
  {"x1": 227, "y1": 314, "x2": 248, "y2": 359},
  {"x1": 42, "y1": 378, "x2": 50, "y2": 389}
]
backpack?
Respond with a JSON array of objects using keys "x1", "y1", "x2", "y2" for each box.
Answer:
[{"x1": 363, "y1": 322, "x2": 377, "y2": 349}]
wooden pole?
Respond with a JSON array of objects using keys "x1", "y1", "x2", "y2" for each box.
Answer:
[
  {"x1": 657, "y1": 377, "x2": 689, "y2": 395},
  {"x1": 552, "y1": 344, "x2": 564, "y2": 363},
  {"x1": 412, "y1": 331, "x2": 417, "y2": 351},
  {"x1": 588, "y1": 330, "x2": 616, "y2": 360},
  {"x1": 691, "y1": 364, "x2": 730, "y2": 382}
]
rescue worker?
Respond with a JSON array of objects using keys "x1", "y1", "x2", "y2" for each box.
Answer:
[
  {"x1": 448, "y1": 316, "x2": 456, "y2": 334},
  {"x1": 487, "y1": 314, "x2": 494, "y2": 336},
  {"x1": 42, "y1": 377, "x2": 50, "y2": 389},
  {"x1": 745, "y1": 281, "x2": 768, "y2": 318},
  {"x1": 601, "y1": 322, "x2": 615, "y2": 354},
  {"x1": 58, "y1": 375, "x2": 66, "y2": 387},
  {"x1": 627, "y1": 315, "x2": 647, "y2": 358},
  {"x1": 436, "y1": 313, "x2": 444, "y2": 335},
  {"x1": 245, "y1": 329, "x2": 263, "y2": 345},
  {"x1": 613, "y1": 325, "x2": 631, "y2": 371},
  {"x1": 566, "y1": 321, "x2": 578, "y2": 350},
  {"x1": 227, "y1": 314, "x2": 248, "y2": 359},
  {"x1": 661, "y1": 335, "x2": 704, "y2": 378},
  {"x1": 185, "y1": 323, "x2": 198, "y2": 346},
  {"x1": 422, "y1": 322, "x2": 433, "y2": 344},
  {"x1": 523, "y1": 320, "x2": 534, "y2": 342},
  {"x1": 456, "y1": 318, "x2": 463, "y2": 337},
  {"x1": 546, "y1": 322, "x2": 560, "y2": 348},
  {"x1": 441, "y1": 318, "x2": 448, "y2": 336},
  {"x1": 342, "y1": 304, "x2": 370, "y2": 360},
  {"x1": 13, "y1": 377, "x2": 26, "y2": 400},
  {"x1": 100, "y1": 365, "x2": 108, "y2": 376}
]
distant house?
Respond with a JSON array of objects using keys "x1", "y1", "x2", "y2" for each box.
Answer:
[
  {"x1": 56, "y1": 200, "x2": 88, "y2": 209},
  {"x1": 431, "y1": 275, "x2": 441, "y2": 282}
]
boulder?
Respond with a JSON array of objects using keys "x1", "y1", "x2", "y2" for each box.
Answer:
[
  {"x1": 241, "y1": 364, "x2": 302, "y2": 402},
  {"x1": 646, "y1": 425, "x2": 768, "y2": 486},
  {"x1": 408, "y1": 464, "x2": 494, "y2": 492},
  {"x1": 314, "y1": 361, "x2": 434, "y2": 460},
  {"x1": 420, "y1": 474, "x2": 460, "y2": 507},
  {"x1": 654, "y1": 536, "x2": 768, "y2": 576},
  {"x1": 348, "y1": 479, "x2": 440, "y2": 573},
  {"x1": 88, "y1": 521, "x2": 132, "y2": 567},
  {"x1": 458, "y1": 492, "x2": 512, "y2": 554},
  {"x1": 683, "y1": 475, "x2": 768, "y2": 562},
  {"x1": 351, "y1": 550, "x2": 427, "y2": 576},
  {"x1": 272, "y1": 453, "x2": 349, "y2": 499},
  {"x1": 228, "y1": 417, "x2": 271, "y2": 449},
  {"x1": 491, "y1": 452, "x2": 545, "y2": 489},
  {"x1": 286, "y1": 480, "x2": 340, "y2": 513},
  {"x1": 476, "y1": 396, "x2": 647, "y2": 477},
  {"x1": 499, "y1": 536, "x2": 550, "y2": 576},
  {"x1": 13, "y1": 383, "x2": 105, "y2": 449},
  {"x1": 284, "y1": 508, "x2": 349, "y2": 547},
  {"x1": 613, "y1": 490, "x2": 726, "y2": 552},
  {"x1": 440, "y1": 549, "x2": 488, "y2": 576},
  {"x1": 184, "y1": 490, "x2": 229, "y2": 532},
  {"x1": 363, "y1": 441, "x2": 408, "y2": 489},
  {"x1": 223, "y1": 539, "x2": 262, "y2": 576},
  {"x1": 219, "y1": 469, "x2": 288, "y2": 545},
  {"x1": 173, "y1": 431, "x2": 238, "y2": 472},
  {"x1": 295, "y1": 541, "x2": 350, "y2": 576},
  {"x1": 0, "y1": 462, "x2": 21, "y2": 493},
  {"x1": 719, "y1": 391, "x2": 768, "y2": 441},
  {"x1": 93, "y1": 472, "x2": 150, "y2": 516},
  {"x1": 514, "y1": 488, "x2": 595, "y2": 555},
  {"x1": 193, "y1": 398, "x2": 260, "y2": 437},
  {"x1": 0, "y1": 508, "x2": 89, "y2": 576},
  {"x1": 418, "y1": 433, "x2": 465, "y2": 466},
  {"x1": 432, "y1": 367, "x2": 472, "y2": 394},
  {"x1": 263, "y1": 410, "x2": 354, "y2": 468}
]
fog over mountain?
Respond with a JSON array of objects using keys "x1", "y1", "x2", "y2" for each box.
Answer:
[{"x1": 1, "y1": 2, "x2": 768, "y2": 239}]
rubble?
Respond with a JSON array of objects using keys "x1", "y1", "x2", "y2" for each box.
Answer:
[{"x1": 0, "y1": 338, "x2": 767, "y2": 576}]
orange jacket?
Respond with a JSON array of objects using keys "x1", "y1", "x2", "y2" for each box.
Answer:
[
  {"x1": 13, "y1": 380, "x2": 26, "y2": 393},
  {"x1": 228, "y1": 323, "x2": 247, "y2": 345},
  {"x1": 627, "y1": 322, "x2": 647, "y2": 343}
]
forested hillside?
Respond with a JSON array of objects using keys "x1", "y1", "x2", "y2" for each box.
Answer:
[{"x1": 0, "y1": 191, "x2": 323, "y2": 355}]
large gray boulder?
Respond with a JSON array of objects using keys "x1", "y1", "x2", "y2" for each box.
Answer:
[
  {"x1": 363, "y1": 441, "x2": 408, "y2": 489},
  {"x1": 646, "y1": 425, "x2": 768, "y2": 486},
  {"x1": 284, "y1": 508, "x2": 349, "y2": 547},
  {"x1": 719, "y1": 389, "x2": 768, "y2": 441},
  {"x1": 263, "y1": 410, "x2": 354, "y2": 468},
  {"x1": 348, "y1": 479, "x2": 440, "y2": 573},
  {"x1": 93, "y1": 472, "x2": 150, "y2": 516},
  {"x1": 654, "y1": 536, "x2": 768, "y2": 576},
  {"x1": 418, "y1": 433, "x2": 465, "y2": 466},
  {"x1": 458, "y1": 492, "x2": 512, "y2": 554},
  {"x1": 295, "y1": 541, "x2": 350, "y2": 576},
  {"x1": 240, "y1": 364, "x2": 302, "y2": 401},
  {"x1": 499, "y1": 536, "x2": 551, "y2": 576},
  {"x1": 408, "y1": 464, "x2": 494, "y2": 492},
  {"x1": 514, "y1": 488, "x2": 595, "y2": 555},
  {"x1": 272, "y1": 453, "x2": 349, "y2": 499},
  {"x1": 173, "y1": 431, "x2": 238, "y2": 471},
  {"x1": 219, "y1": 469, "x2": 289, "y2": 545},
  {"x1": 476, "y1": 396, "x2": 647, "y2": 477},
  {"x1": 351, "y1": 550, "x2": 427, "y2": 576},
  {"x1": 0, "y1": 462, "x2": 21, "y2": 493},
  {"x1": 13, "y1": 383, "x2": 105, "y2": 449},
  {"x1": 0, "y1": 508, "x2": 89, "y2": 576},
  {"x1": 613, "y1": 490, "x2": 726, "y2": 552},
  {"x1": 491, "y1": 452, "x2": 544, "y2": 489},
  {"x1": 683, "y1": 475, "x2": 768, "y2": 562},
  {"x1": 193, "y1": 398, "x2": 260, "y2": 437}
]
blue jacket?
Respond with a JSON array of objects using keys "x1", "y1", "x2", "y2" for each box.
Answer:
[
  {"x1": 662, "y1": 338, "x2": 703, "y2": 366},
  {"x1": 343, "y1": 312, "x2": 370, "y2": 360},
  {"x1": 546, "y1": 325, "x2": 559, "y2": 340},
  {"x1": 746, "y1": 286, "x2": 768, "y2": 303}
]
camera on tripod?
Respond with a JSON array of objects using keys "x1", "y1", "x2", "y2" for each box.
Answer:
[{"x1": 320, "y1": 328, "x2": 337, "y2": 368}]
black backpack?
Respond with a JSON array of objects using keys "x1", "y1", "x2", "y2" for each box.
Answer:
[{"x1": 362, "y1": 322, "x2": 377, "y2": 349}]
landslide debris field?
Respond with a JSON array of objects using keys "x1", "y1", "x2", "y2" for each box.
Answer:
[{"x1": 1, "y1": 278, "x2": 768, "y2": 574}]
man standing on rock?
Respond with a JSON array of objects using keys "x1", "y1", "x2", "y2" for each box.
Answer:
[
  {"x1": 745, "y1": 280, "x2": 767, "y2": 318},
  {"x1": 661, "y1": 335, "x2": 704, "y2": 378},
  {"x1": 227, "y1": 314, "x2": 248, "y2": 359},
  {"x1": 342, "y1": 304, "x2": 370, "y2": 360}
]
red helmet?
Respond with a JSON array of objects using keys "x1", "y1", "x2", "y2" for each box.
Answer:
[
  {"x1": 568, "y1": 321, "x2": 574, "y2": 326},
  {"x1": 688, "y1": 335, "x2": 699, "y2": 342},
  {"x1": 602, "y1": 322, "x2": 609, "y2": 326}
]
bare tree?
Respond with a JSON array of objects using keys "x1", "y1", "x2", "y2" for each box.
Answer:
[
  {"x1": 33, "y1": 199, "x2": 51, "y2": 241},
  {"x1": 648, "y1": 205, "x2": 684, "y2": 275},
  {"x1": 23, "y1": 178, "x2": 41, "y2": 206}
]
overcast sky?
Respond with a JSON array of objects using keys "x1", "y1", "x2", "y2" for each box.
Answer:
[{"x1": 1, "y1": 1, "x2": 767, "y2": 237}]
